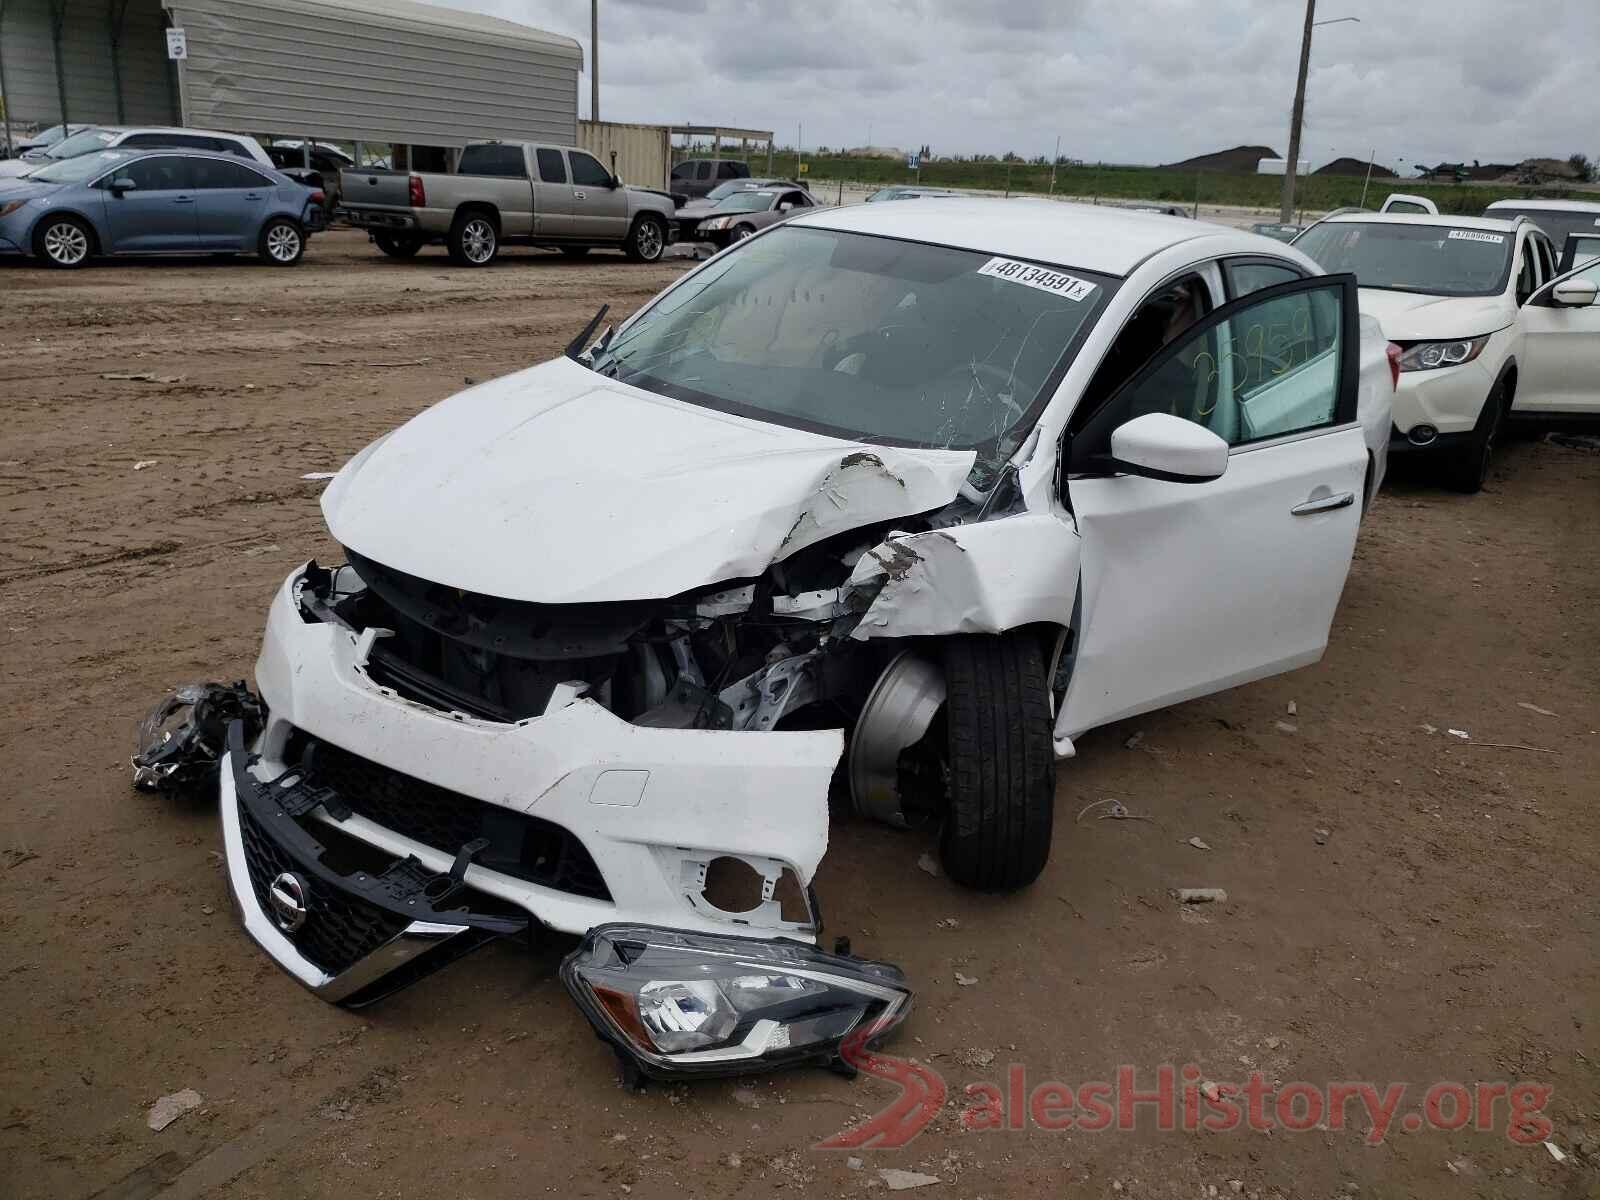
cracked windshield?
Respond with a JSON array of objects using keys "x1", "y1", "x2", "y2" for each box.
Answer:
[{"x1": 591, "y1": 225, "x2": 1114, "y2": 471}]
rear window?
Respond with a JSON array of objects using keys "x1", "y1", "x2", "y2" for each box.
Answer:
[
  {"x1": 1486, "y1": 206, "x2": 1600, "y2": 252},
  {"x1": 459, "y1": 144, "x2": 527, "y2": 178}
]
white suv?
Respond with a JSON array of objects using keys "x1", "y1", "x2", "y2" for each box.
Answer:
[
  {"x1": 1296, "y1": 212, "x2": 1600, "y2": 491},
  {"x1": 0, "y1": 126, "x2": 272, "y2": 180}
]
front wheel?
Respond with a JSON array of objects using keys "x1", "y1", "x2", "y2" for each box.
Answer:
[
  {"x1": 624, "y1": 215, "x2": 666, "y2": 263},
  {"x1": 448, "y1": 213, "x2": 498, "y2": 266},
  {"x1": 731, "y1": 223, "x2": 756, "y2": 242},
  {"x1": 939, "y1": 632, "x2": 1056, "y2": 891},
  {"x1": 373, "y1": 232, "x2": 422, "y2": 258},
  {"x1": 259, "y1": 218, "x2": 305, "y2": 266},
  {"x1": 1444, "y1": 378, "x2": 1506, "y2": 494},
  {"x1": 35, "y1": 215, "x2": 93, "y2": 268}
]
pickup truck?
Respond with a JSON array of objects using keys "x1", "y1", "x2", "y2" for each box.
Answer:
[{"x1": 340, "y1": 140, "x2": 679, "y2": 266}]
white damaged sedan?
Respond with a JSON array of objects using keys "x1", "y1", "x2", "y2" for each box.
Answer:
[{"x1": 225, "y1": 199, "x2": 1394, "y2": 1005}]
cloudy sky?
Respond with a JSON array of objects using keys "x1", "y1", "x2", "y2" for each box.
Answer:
[{"x1": 428, "y1": 0, "x2": 1598, "y2": 173}]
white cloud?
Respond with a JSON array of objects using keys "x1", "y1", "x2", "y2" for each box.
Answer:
[{"x1": 435, "y1": 0, "x2": 1600, "y2": 170}]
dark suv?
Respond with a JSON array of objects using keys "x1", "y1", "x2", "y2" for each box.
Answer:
[{"x1": 670, "y1": 158, "x2": 751, "y2": 199}]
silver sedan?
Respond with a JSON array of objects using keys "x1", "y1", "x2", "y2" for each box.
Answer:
[{"x1": 694, "y1": 187, "x2": 818, "y2": 248}]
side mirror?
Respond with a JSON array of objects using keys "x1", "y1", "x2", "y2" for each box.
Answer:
[
  {"x1": 1102, "y1": 412, "x2": 1228, "y2": 483},
  {"x1": 110, "y1": 176, "x2": 137, "y2": 195},
  {"x1": 1552, "y1": 278, "x2": 1598, "y2": 308},
  {"x1": 609, "y1": 174, "x2": 623, "y2": 189}
]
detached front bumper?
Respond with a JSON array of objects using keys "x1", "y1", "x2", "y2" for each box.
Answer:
[
  {"x1": 250, "y1": 567, "x2": 839, "y2": 946},
  {"x1": 220, "y1": 723, "x2": 528, "y2": 1006}
]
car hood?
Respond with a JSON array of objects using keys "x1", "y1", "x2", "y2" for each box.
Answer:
[
  {"x1": 1356, "y1": 288, "x2": 1516, "y2": 341},
  {"x1": 321, "y1": 356, "x2": 976, "y2": 604},
  {"x1": 0, "y1": 158, "x2": 45, "y2": 180},
  {"x1": 676, "y1": 198, "x2": 722, "y2": 220},
  {"x1": 0, "y1": 178, "x2": 58, "y2": 203}
]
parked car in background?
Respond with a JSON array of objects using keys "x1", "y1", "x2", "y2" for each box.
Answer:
[
  {"x1": 1557, "y1": 232, "x2": 1600, "y2": 274},
  {"x1": 1295, "y1": 211, "x2": 1600, "y2": 491},
  {"x1": 224, "y1": 200, "x2": 1394, "y2": 1016},
  {"x1": 0, "y1": 126, "x2": 274, "y2": 180},
  {"x1": 340, "y1": 140, "x2": 678, "y2": 265},
  {"x1": 0, "y1": 147, "x2": 324, "y2": 268},
  {"x1": 10, "y1": 123, "x2": 91, "y2": 160},
  {"x1": 865, "y1": 185, "x2": 961, "y2": 202},
  {"x1": 672, "y1": 178, "x2": 804, "y2": 240},
  {"x1": 669, "y1": 158, "x2": 751, "y2": 199},
  {"x1": 1378, "y1": 194, "x2": 1438, "y2": 215},
  {"x1": 1251, "y1": 221, "x2": 1306, "y2": 243},
  {"x1": 1121, "y1": 202, "x2": 1191, "y2": 217},
  {"x1": 1483, "y1": 198, "x2": 1600, "y2": 261},
  {"x1": 694, "y1": 186, "x2": 819, "y2": 247}
]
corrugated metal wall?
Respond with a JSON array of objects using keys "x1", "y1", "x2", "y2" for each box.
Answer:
[
  {"x1": 0, "y1": 0, "x2": 176, "y2": 127},
  {"x1": 163, "y1": 0, "x2": 581, "y2": 146},
  {"x1": 578, "y1": 120, "x2": 668, "y2": 191}
]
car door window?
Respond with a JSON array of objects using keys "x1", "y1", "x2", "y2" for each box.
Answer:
[
  {"x1": 717, "y1": 161, "x2": 741, "y2": 179},
  {"x1": 696, "y1": 162, "x2": 712, "y2": 181},
  {"x1": 118, "y1": 155, "x2": 195, "y2": 191},
  {"x1": 1226, "y1": 260, "x2": 1302, "y2": 298},
  {"x1": 1516, "y1": 238, "x2": 1541, "y2": 304},
  {"x1": 1076, "y1": 273, "x2": 1214, "y2": 418},
  {"x1": 1565, "y1": 235, "x2": 1600, "y2": 272},
  {"x1": 536, "y1": 148, "x2": 567, "y2": 183},
  {"x1": 671, "y1": 162, "x2": 694, "y2": 181},
  {"x1": 570, "y1": 151, "x2": 612, "y2": 187},
  {"x1": 192, "y1": 158, "x2": 272, "y2": 188},
  {"x1": 1071, "y1": 276, "x2": 1353, "y2": 464}
]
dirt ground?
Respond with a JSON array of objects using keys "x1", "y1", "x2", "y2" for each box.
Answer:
[{"x1": 2, "y1": 230, "x2": 1597, "y2": 1200}]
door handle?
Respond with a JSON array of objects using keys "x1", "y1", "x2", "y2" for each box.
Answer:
[
  {"x1": 244, "y1": 192, "x2": 262, "y2": 200},
  {"x1": 173, "y1": 195, "x2": 195, "y2": 203},
  {"x1": 1291, "y1": 491, "x2": 1354, "y2": 516},
  {"x1": 573, "y1": 190, "x2": 587, "y2": 200}
]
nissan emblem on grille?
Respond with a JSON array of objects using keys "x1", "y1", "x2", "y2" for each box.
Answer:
[{"x1": 268, "y1": 872, "x2": 309, "y2": 933}]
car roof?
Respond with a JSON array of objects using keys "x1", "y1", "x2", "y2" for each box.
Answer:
[
  {"x1": 1485, "y1": 197, "x2": 1600, "y2": 213},
  {"x1": 114, "y1": 126, "x2": 251, "y2": 138},
  {"x1": 792, "y1": 197, "x2": 1217, "y2": 274},
  {"x1": 105, "y1": 146, "x2": 280, "y2": 168},
  {"x1": 1318, "y1": 211, "x2": 1521, "y2": 232}
]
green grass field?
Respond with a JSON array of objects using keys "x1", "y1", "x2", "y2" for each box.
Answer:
[{"x1": 788, "y1": 155, "x2": 1564, "y2": 216}]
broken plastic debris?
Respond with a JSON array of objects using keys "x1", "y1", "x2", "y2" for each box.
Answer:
[
  {"x1": 103, "y1": 372, "x2": 184, "y2": 383},
  {"x1": 1544, "y1": 1141, "x2": 1568, "y2": 1163},
  {"x1": 916, "y1": 852, "x2": 940, "y2": 878},
  {"x1": 147, "y1": 1088, "x2": 202, "y2": 1131},
  {"x1": 1171, "y1": 888, "x2": 1228, "y2": 904},
  {"x1": 1187, "y1": 836, "x2": 1211, "y2": 851},
  {"x1": 1124, "y1": 730, "x2": 1144, "y2": 749},
  {"x1": 1517, "y1": 702, "x2": 1557, "y2": 717},
  {"x1": 1275, "y1": 721, "x2": 1298, "y2": 734},
  {"x1": 1420, "y1": 724, "x2": 1438, "y2": 734},
  {"x1": 954, "y1": 972, "x2": 978, "y2": 986},
  {"x1": 133, "y1": 460, "x2": 158, "y2": 471},
  {"x1": 879, "y1": 1169, "x2": 942, "y2": 1190},
  {"x1": 1447, "y1": 729, "x2": 1470, "y2": 740},
  {"x1": 302, "y1": 471, "x2": 338, "y2": 481}
]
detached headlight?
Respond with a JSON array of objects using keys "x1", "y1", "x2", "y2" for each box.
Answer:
[
  {"x1": 561, "y1": 924, "x2": 912, "y2": 1080},
  {"x1": 1396, "y1": 335, "x2": 1491, "y2": 372}
]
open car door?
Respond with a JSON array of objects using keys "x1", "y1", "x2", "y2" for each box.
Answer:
[
  {"x1": 1514, "y1": 256, "x2": 1600, "y2": 416},
  {"x1": 1057, "y1": 274, "x2": 1368, "y2": 739}
]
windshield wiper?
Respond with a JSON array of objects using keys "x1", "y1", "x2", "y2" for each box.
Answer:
[{"x1": 564, "y1": 304, "x2": 610, "y2": 364}]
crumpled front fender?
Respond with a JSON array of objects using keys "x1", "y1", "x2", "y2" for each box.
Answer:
[{"x1": 848, "y1": 512, "x2": 1081, "y2": 640}]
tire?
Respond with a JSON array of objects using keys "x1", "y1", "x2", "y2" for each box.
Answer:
[
  {"x1": 1444, "y1": 377, "x2": 1507, "y2": 494},
  {"x1": 373, "y1": 232, "x2": 422, "y2": 259},
  {"x1": 939, "y1": 632, "x2": 1056, "y2": 891},
  {"x1": 624, "y1": 214, "x2": 667, "y2": 263},
  {"x1": 448, "y1": 212, "x2": 498, "y2": 266},
  {"x1": 34, "y1": 215, "x2": 93, "y2": 269},
  {"x1": 559, "y1": 245, "x2": 591, "y2": 259},
  {"x1": 259, "y1": 218, "x2": 305, "y2": 266},
  {"x1": 732, "y1": 223, "x2": 756, "y2": 242}
]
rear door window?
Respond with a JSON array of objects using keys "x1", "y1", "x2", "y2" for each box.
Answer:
[
  {"x1": 192, "y1": 158, "x2": 272, "y2": 188},
  {"x1": 536, "y1": 148, "x2": 567, "y2": 183}
]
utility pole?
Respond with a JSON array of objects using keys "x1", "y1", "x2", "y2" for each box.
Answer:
[
  {"x1": 1280, "y1": 0, "x2": 1316, "y2": 224},
  {"x1": 590, "y1": 0, "x2": 599, "y2": 122},
  {"x1": 1049, "y1": 134, "x2": 1060, "y2": 194},
  {"x1": 1359, "y1": 146, "x2": 1375, "y2": 208}
]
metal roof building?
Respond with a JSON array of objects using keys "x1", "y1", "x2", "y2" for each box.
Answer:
[{"x1": 0, "y1": 0, "x2": 582, "y2": 152}]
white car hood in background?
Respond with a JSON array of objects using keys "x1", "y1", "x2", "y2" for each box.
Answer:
[
  {"x1": 322, "y1": 357, "x2": 976, "y2": 604},
  {"x1": 1356, "y1": 288, "x2": 1516, "y2": 342}
]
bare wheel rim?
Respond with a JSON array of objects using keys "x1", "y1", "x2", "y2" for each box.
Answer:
[
  {"x1": 266, "y1": 224, "x2": 300, "y2": 261},
  {"x1": 44, "y1": 222, "x2": 88, "y2": 265},
  {"x1": 635, "y1": 220, "x2": 663, "y2": 258},
  {"x1": 462, "y1": 219, "x2": 495, "y2": 263}
]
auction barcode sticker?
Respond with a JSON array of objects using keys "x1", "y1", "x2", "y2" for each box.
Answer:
[
  {"x1": 978, "y1": 257, "x2": 1098, "y2": 301},
  {"x1": 1447, "y1": 230, "x2": 1505, "y2": 244}
]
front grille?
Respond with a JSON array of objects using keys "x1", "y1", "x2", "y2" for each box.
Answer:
[
  {"x1": 237, "y1": 803, "x2": 408, "y2": 974},
  {"x1": 300, "y1": 736, "x2": 612, "y2": 902}
]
